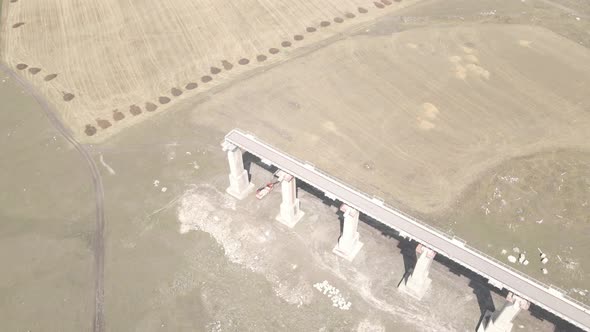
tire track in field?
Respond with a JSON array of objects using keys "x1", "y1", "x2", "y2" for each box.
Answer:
[{"x1": 0, "y1": 62, "x2": 106, "y2": 332}]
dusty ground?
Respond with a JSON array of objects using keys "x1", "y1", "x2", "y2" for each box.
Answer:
[
  {"x1": 1, "y1": 0, "x2": 590, "y2": 331},
  {"x1": 0, "y1": 69, "x2": 95, "y2": 331},
  {"x1": 0, "y1": 69, "x2": 569, "y2": 331}
]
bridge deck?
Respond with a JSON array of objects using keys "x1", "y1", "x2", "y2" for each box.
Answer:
[{"x1": 225, "y1": 128, "x2": 590, "y2": 331}]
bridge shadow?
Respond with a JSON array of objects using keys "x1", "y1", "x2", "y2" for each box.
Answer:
[
  {"x1": 358, "y1": 213, "x2": 418, "y2": 284},
  {"x1": 244, "y1": 155, "x2": 584, "y2": 332},
  {"x1": 551, "y1": 316, "x2": 585, "y2": 332},
  {"x1": 529, "y1": 303, "x2": 585, "y2": 332},
  {"x1": 243, "y1": 152, "x2": 260, "y2": 183}
]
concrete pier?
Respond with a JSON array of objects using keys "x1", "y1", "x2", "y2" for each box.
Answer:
[
  {"x1": 478, "y1": 292, "x2": 530, "y2": 332},
  {"x1": 399, "y1": 243, "x2": 436, "y2": 299},
  {"x1": 275, "y1": 170, "x2": 304, "y2": 228},
  {"x1": 333, "y1": 204, "x2": 364, "y2": 261},
  {"x1": 222, "y1": 142, "x2": 255, "y2": 200}
]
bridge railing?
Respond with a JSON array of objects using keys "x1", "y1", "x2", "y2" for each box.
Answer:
[{"x1": 231, "y1": 130, "x2": 590, "y2": 314}]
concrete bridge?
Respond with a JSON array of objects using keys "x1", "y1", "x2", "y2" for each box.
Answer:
[{"x1": 221, "y1": 128, "x2": 590, "y2": 332}]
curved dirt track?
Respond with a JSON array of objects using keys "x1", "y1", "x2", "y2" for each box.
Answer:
[{"x1": 0, "y1": 62, "x2": 106, "y2": 332}]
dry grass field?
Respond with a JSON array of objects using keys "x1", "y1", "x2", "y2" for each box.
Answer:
[
  {"x1": 1, "y1": 0, "x2": 417, "y2": 140},
  {"x1": 191, "y1": 24, "x2": 590, "y2": 215},
  {"x1": 1, "y1": 0, "x2": 590, "y2": 326},
  {"x1": 173, "y1": 22, "x2": 590, "y2": 300}
]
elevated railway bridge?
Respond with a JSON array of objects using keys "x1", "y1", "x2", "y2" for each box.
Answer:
[{"x1": 222, "y1": 128, "x2": 590, "y2": 332}]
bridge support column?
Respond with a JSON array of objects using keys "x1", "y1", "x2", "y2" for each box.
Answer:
[
  {"x1": 275, "y1": 171, "x2": 304, "y2": 228},
  {"x1": 223, "y1": 142, "x2": 254, "y2": 200},
  {"x1": 333, "y1": 204, "x2": 364, "y2": 261},
  {"x1": 398, "y1": 244, "x2": 436, "y2": 300},
  {"x1": 478, "y1": 292, "x2": 530, "y2": 332}
]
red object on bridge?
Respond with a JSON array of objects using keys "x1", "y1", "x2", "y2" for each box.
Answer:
[{"x1": 256, "y1": 182, "x2": 275, "y2": 199}]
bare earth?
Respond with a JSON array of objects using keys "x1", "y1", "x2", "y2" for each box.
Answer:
[{"x1": 1, "y1": 0, "x2": 590, "y2": 330}]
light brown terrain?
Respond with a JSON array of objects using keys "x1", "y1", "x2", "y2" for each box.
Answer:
[
  {"x1": 176, "y1": 20, "x2": 590, "y2": 302},
  {"x1": 1, "y1": 0, "x2": 590, "y2": 330},
  {"x1": 193, "y1": 23, "x2": 590, "y2": 214}
]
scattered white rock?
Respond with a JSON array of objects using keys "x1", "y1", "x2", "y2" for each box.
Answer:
[
  {"x1": 542, "y1": 268, "x2": 548, "y2": 275},
  {"x1": 356, "y1": 319, "x2": 386, "y2": 332},
  {"x1": 576, "y1": 17, "x2": 581, "y2": 21},
  {"x1": 513, "y1": 247, "x2": 520, "y2": 253},
  {"x1": 535, "y1": 219, "x2": 543, "y2": 224},
  {"x1": 523, "y1": 260, "x2": 529, "y2": 266},
  {"x1": 206, "y1": 320, "x2": 222, "y2": 332},
  {"x1": 565, "y1": 259, "x2": 579, "y2": 270},
  {"x1": 518, "y1": 253, "x2": 526, "y2": 264},
  {"x1": 501, "y1": 249, "x2": 507, "y2": 255},
  {"x1": 541, "y1": 257, "x2": 549, "y2": 264},
  {"x1": 313, "y1": 280, "x2": 352, "y2": 310},
  {"x1": 161, "y1": 187, "x2": 168, "y2": 193},
  {"x1": 153, "y1": 180, "x2": 160, "y2": 187},
  {"x1": 508, "y1": 255, "x2": 517, "y2": 263},
  {"x1": 498, "y1": 175, "x2": 519, "y2": 184}
]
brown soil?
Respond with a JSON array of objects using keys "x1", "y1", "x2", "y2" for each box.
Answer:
[
  {"x1": 145, "y1": 102, "x2": 157, "y2": 112},
  {"x1": 171, "y1": 88, "x2": 183, "y2": 96},
  {"x1": 221, "y1": 60, "x2": 233, "y2": 71},
  {"x1": 96, "y1": 118, "x2": 111, "y2": 129},
  {"x1": 63, "y1": 93, "x2": 75, "y2": 101},
  {"x1": 43, "y1": 74, "x2": 58, "y2": 81},
  {"x1": 84, "y1": 124, "x2": 97, "y2": 136},
  {"x1": 112, "y1": 110, "x2": 125, "y2": 121},
  {"x1": 185, "y1": 82, "x2": 198, "y2": 90},
  {"x1": 129, "y1": 105, "x2": 142, "y2": 116}
]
